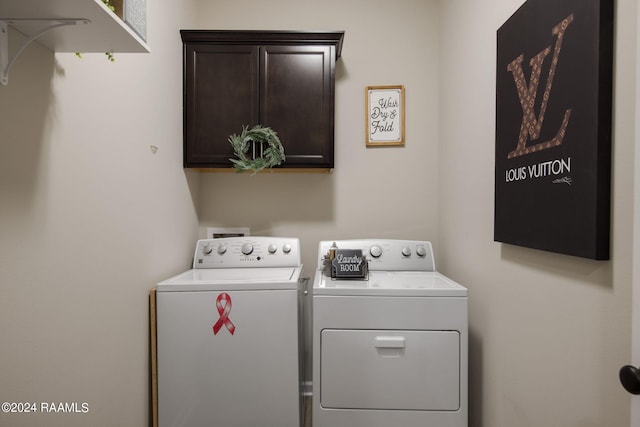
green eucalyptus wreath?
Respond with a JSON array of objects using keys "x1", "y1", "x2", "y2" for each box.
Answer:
[{"x1": 228, "y1": 125, "x2": 286, "y2": 174}]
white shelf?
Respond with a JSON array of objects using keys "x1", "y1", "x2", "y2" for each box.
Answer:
[
  {"x1": 0, "y1": 0, "x2": 149, "y2": 84},
  {"x1": 0, "y1": 0, "x2": 149, "y2": 52}
]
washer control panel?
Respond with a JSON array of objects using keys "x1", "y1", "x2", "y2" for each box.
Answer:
[
  {"x1": 318, "y1": 239, "x2": 435, "y2": 271},
  {"x1": 193, "y1": 237, "x2": 301, "y2": 269}
]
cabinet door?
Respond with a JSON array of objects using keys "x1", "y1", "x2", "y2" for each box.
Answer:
[
  {"x1": 260, "y1": 45, "x2": 335, "y2": 168},
  {"x1": 184, "y1": 44, "x2": 259, "y2": 167}
]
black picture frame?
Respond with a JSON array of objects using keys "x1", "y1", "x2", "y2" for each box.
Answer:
[{"x1": 494, "y1": 0, "x2": 613, "y2": 260}]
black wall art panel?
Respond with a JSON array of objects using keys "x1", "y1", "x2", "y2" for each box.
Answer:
[{"x1": 494, "y1": 0, "x2": 613, "y2": 260}]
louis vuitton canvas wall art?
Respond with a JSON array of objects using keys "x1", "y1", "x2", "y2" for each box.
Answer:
[{"x1": 494, "y1": 0, "x2": 613, "y2": 260}]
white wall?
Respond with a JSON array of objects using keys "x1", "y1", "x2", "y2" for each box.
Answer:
[
  {"x1": 439, "y1": 1, "x2": 634, "y2": 426},
  {"x1": 193, "y1": 0, "x2": 442, "y2": 275},
  {"x1": 0, "y1": 0, "x2": 199, "y2": 425}
]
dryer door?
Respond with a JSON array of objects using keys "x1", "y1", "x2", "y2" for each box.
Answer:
[{"x1": 320, "y1": 329, "x2": 460, "y2": 411}]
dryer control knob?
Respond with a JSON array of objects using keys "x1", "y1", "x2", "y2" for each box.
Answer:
[
  {"x1": 203, "y1": 244, "x2": 213, "y2": 255},
  {"x1": 282, "y1": 243, "x2": 292, "y2": 254},
  {"x1": 370, "y1": 245, "x2": 382, "y2": 258},
  {"x1": 416, "y1": 246, "x2": 427, "y2": 257},
  {"x1": 217, "y1": 245, "x2": 227, "y2": 255},
  {"x1": 268, "y1": 244, "x2": 278, "y2": 254},
  {"x1": 402, "y1": 247, "x2": 412, "y2": 257},
  {"x1": 241, "y1": 243, "x2": 254, "y2": 255}
]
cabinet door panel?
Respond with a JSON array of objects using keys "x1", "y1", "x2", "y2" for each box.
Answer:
[
  {"x1": 184, "y1": 44, "x2": 259, "y2": 167},
  {"x1": 261, "y1": 45, "x2": 334, "y2": 168}
]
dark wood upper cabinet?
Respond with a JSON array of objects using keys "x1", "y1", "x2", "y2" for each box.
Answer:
[{"x1": 181, "y1": 30, "x2": 345, "y2": 170}]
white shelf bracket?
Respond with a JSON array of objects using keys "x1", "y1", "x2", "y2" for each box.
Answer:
[{"x1": 0, "y1": 18, "x2": 89, "y2": 86}]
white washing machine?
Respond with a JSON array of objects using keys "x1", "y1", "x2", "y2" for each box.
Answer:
[
  {"x1": 312, "y1": 239, "x2": 468, "y2": 427},
  {"x1": 156, "y1": 236, "x2": 303, "y2": 427}
]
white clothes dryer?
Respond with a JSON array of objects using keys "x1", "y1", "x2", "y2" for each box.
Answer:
[
  {"x1": 312, "y1": 239, "x2": 468, "y2": 427},
  {"x1": 156, "y1": 237, "x2": 303, "y2": 427}
]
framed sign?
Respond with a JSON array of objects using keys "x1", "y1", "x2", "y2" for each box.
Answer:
[
  {"x1": 366, "y1": 85, "x2": 405, "y2": 147},
  {"x1": 494, "y1": 0, "x2": 613, "y2": 260},
  {"x1": 332, "y1": 249, "x2": 367, "y2": 279}
]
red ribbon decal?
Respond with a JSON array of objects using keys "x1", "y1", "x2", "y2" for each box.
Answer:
[{"x1": 213, "y1": 292, "x2": 236, "y2": 335}]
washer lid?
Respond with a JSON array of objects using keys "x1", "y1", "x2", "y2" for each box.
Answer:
[
  {"x1": 313, "y1": 270, "x2": 467, "y2": 297},
  {"x1": 157, "y1": 267, "x2": 302, "y2": 291}
]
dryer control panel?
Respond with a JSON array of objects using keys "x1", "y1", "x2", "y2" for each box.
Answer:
[
  {"x1": 193, "y1": 237, "x2": 301, "y2": 269},
  {"x1": 317, "y1": 239, "x2": 435, "y2": 272}
]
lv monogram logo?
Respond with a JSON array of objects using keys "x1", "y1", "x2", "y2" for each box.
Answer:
[{"x1": 506, "y1": 14, "x2": 574, "y2": 159}]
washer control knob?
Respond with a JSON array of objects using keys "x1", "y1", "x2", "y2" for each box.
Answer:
[
  {"x1": 402, "y1": 247, "x2": 412, "y2": 257},
  {"x1": 268, "y1": 244, "x2": 278, "y2": 254},
  {"x1": 282, "y1": 243, "x2": 292, "y2": 254},
  {"x1": 416, "y1": 246, "x2": 427, "y2": 257},
  {"x1": 203, "y1": 244, "x2": 213, "y2": 255},
  {"x1": 241, "y1": 243, "x2": 254, "y2": 255},
  {"x1": 370, "y1": 245, "x2": 382, "y2": 258},
  {"x1": 217, "y1": 245, "x2": 227, "y2": 255}
]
